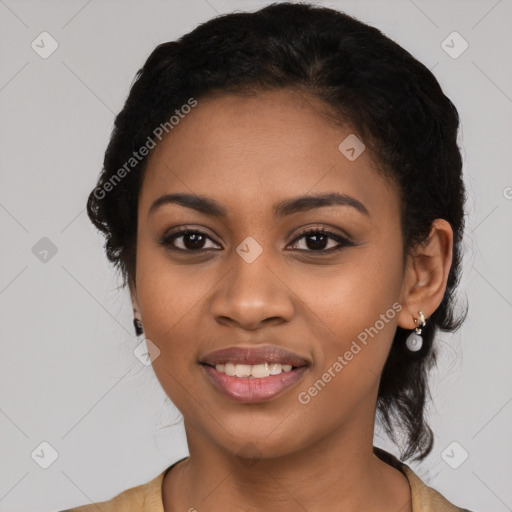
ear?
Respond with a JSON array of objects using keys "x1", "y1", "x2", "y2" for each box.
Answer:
[{"x1": 397, "y1": 219, "x2": 453, "y2": 329}]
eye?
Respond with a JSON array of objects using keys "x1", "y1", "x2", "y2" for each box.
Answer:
[
  {"x1": 158, "y1": 226, "x2": 354, "y2": 254},
  {"x1": 288, "y1": 227, "x2": 354, "y2": 253},
  {"x1": 158, "y1": 227, "x2": 220, "y2": 252}
]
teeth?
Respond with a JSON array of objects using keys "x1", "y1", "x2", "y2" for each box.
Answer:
[{"x1": 214, "y1": 362, "x2": 294, "y2": 378}]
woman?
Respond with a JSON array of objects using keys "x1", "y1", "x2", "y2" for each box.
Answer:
[{"x1": 62, "y1": 2, "x2": 475, "y2": 511}]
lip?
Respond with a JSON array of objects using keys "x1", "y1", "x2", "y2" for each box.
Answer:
[
  {"x1": 200, "y1": 345, "x2": 310, "y2": 367},
  {"x1": 201, "y1": 364, "x2": 309, "y2": 403}
]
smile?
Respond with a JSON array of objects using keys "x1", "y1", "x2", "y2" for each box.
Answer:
[{"x1": 201, "y1": 363, "x2": 308, "y2": 403}]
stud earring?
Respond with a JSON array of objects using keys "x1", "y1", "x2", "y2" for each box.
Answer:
[
  {"x1": 133, "y1": 317, "x2": 144, "y2": 336},
  {"x1": 405, "y1": 310, "x2": 426, "y2": 352}
]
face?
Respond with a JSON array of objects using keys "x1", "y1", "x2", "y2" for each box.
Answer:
[{"x1": 132, "y1": 88, "x2": 409, "y2": 459}]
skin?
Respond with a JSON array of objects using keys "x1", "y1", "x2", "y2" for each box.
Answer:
[{"x1": 130, "y1": 88, "x2": 453, "y2": 512}]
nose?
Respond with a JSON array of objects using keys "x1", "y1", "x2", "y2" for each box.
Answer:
[{"x1": 210, "y1": 249, "x2": 295, "y2": 331}]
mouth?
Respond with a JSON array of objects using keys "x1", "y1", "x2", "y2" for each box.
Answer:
[
  {"x1": 199, "y1": 345, "x2": 310, "y2": 403},
  {"x1": 200, "y1": 363, "x2": 309, "y2": 403}
]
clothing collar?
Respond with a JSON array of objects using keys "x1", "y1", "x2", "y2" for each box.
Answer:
[
  {"x1": 156, "y1": 448, "x2": 464, "y2": 512},
  {"x1": 374, "y1": 446, "x2": 463, "y2": 512}
]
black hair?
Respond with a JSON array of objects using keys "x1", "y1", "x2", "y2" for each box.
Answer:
[{"x1": 87, "y1": 2, "x2": 467, "y2": 462}]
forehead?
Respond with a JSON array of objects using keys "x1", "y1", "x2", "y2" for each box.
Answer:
[{"x1": 140, "y1": 89, "x2": 399, "y2": 223}]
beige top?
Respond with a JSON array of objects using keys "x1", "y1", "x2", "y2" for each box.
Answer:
[{"x1": 61, "y1": 449, "x2": 475, "y2": 512}]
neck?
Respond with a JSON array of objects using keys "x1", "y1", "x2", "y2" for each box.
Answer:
[{"x1": 162, "y1": 413, "x2": 412, "y2": 512}]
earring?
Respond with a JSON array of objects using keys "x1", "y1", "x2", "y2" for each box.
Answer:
[
  {"x1": 133, "y1": 318, "x2": 144, "y2": 336},
  {"x1": 405, "y1": 310, "x2": 426, "y2": 352}
]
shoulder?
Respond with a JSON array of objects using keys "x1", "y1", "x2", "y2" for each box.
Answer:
[
  {"x1": 373, "y1": 447, "x2": 479, "y2": 512},
  {"x1": 402, "y1": 464, "x2": 479, "y2": 512},
  {"x1": 58, "y1": 469, "x2": 166, "y2": 512}
]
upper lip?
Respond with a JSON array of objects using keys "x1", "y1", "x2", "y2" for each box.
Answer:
[{"x1": 200, "y1": 345, "x2": 310, "y2": 367}]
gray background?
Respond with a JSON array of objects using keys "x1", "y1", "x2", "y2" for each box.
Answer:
[{"x1": 0, "y1": 0, "x2": 511, "y2": 510}]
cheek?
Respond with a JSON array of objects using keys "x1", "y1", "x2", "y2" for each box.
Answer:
[
  {"x1": 302, "y1": 241, "x2": 403, "y2": 336},
  {"x1": 134, "y1": 247, "x2": 205, "y2": 377},
  {"x1": 135, "y1": 238, "x2": 206, "y2": 330},
  {"x1": 296, "y1": 240, "x2": 404, "y2": 392},
  {"x1": 294, "y1": 297, "x2": 401, "y2": 434}
]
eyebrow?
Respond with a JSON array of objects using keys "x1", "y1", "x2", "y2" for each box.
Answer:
[{"x1": 148, "y1": 192, "x2": 370, "y2": 218}]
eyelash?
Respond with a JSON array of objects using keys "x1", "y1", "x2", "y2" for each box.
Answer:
[{"x1": 158, "y1": 226, "x2": 354, "y2": 254}]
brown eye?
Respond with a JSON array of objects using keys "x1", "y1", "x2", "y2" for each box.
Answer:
[
  {"x1": 159, "y1": 228, "x2": 221, "y2": 252},
  {"x1": 289, "y1": 228, "x2": 354, "y2": 253}
]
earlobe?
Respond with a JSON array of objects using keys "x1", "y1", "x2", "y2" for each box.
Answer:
[
  {"x1": 133, "y1": 317, "x2": 144, "y2": 336},
  {"x1": 397, "y1": 219, "x2": 453, "y2": 330}
]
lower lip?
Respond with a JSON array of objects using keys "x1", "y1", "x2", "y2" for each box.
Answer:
[{"x1": 201, "y1": 364, "x2": 308, "y2": 403}]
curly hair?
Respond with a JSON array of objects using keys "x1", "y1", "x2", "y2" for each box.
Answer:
[{"x1": 87, "y1": 2, "x2": 468, "y2": 462}]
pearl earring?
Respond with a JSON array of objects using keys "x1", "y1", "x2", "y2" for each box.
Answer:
[{"x1": 405, "y1": 310, "x2": 426, "y2": 352}]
